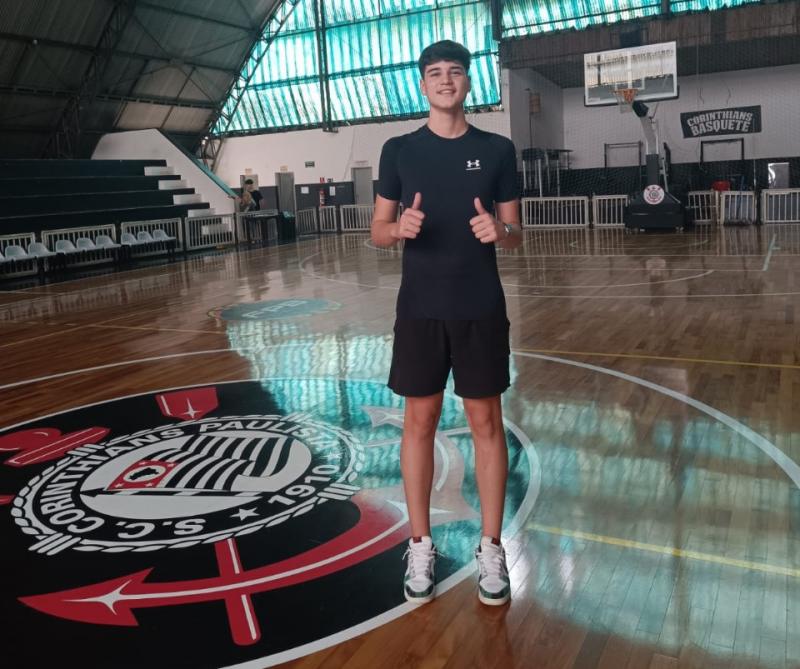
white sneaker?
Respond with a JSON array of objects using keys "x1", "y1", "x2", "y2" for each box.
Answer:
[
  {"x1": 403, "y1": 536, "x2": 437, "y2": 604},
  {"x1": 475, "y1": 536, "x2": 510, "y2": 606}
]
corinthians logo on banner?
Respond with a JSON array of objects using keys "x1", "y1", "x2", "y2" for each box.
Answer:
[{"x1": 0, "y1": 378, "x2": 539, "y2": 669}]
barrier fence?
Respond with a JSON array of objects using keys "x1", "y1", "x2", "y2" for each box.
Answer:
[
  {"x1": 42, "y1": 224, "x2": 119, "y2": 266},
  {"x1": 186, "y1": 213, "x2": 237, "y2": 251},
  {"x1": 340, "y1": 204, "x2": 374, "y2": 231},
  {"x1": 320, "y1": 205, "x2": 338, "y2": 232},
  {"x1": 236, "y1": 210, "x2": 279, "y2": 245},
  {"x1": 296, "y1": 208, "x2": 319, "y2": 235},
  {"x1": 592, "y1": 195, "x2": 628, "y2": 227},
  {"x1": 522, "y1": 197, "x2": 590, "y2": 228},
  {"x1": 687, "y1": 191, "x2": 718, "y2": 225},
  {"x1": 121, "y1": 217, "x2": 182, "y2": 257},
  {"x1": 762, "y1": 189, "x2": 800, "y2": 224},
  {"x1": 719, "y1": 191, "x2": 757, "y2": 225}
]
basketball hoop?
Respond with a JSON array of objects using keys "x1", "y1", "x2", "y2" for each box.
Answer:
[{"x1": 613, "y1": 88, "x2": 638, "y2": 114}]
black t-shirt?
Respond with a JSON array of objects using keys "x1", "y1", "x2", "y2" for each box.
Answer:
[
  {"x1": 250, "y1": 189, "x2": 263, "y2": 210},
  {"x1": 377, "y1": 124, "x2": 519, "y2": 320}
]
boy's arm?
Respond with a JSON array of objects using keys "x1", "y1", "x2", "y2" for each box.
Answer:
[
  {"x1": 371, "y1": 195, "x2": 401, "y2": 247},
  {"x1": 495, "y1": 199, "x2": 522, "y2": 250},
  {"x1": 371, "y1": 193, "x2": 425, "y2": 248}
]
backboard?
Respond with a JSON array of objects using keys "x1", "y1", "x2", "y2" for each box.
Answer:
[{"x1": 584, "y1": 41, "x2": 678, "y2": 107}]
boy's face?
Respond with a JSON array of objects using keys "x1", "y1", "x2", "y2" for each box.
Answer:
[{"x1": 420, "y1": 59, "x2": 471, "y2": 111}]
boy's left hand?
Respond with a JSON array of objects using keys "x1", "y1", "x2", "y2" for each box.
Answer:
[{"x1": 470, "y1": 197, "x2": 504, "y2": 244}]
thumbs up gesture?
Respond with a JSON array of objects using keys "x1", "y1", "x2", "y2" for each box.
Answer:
[
  {"x1": 470, "y1": 197, "x2": 504, "y2": 244},
  {"x1": 393, "y1": 192, "x2": 424, "y2": 240}
]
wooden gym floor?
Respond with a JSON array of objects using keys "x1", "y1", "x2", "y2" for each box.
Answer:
[{"x1": 0, "y1": 225, "x2": 798, "y2": 669}]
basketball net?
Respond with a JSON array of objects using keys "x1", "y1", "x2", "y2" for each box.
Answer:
[{"x1": 613, "y1": 88, "x2": 638, "y2": 114}]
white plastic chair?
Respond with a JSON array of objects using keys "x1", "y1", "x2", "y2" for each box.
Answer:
[
  {"x1": 75, "y1": 238, "x2": 97, "y2": 252},
  {"x1": 95, "y1": 235, "x2": 121, "y2": 249},
  {"x1": 137, "y1": 231, "x2": 156, "y2": 243},
  {"x1": 152, "y1": 229, "x2": 176, "y2": 242},
  {"x1": 3, "y1": 245, "x2": 32, "y2": 262},
  {"x1": 120, "y1": 232, "x2": 143, "y2": 246},
  {"x1": 55, "y1": 239, "x2": 81, "y2": 255},
  {"x1": 27, "y1": 242, "x2": 56, "y2": 258}
]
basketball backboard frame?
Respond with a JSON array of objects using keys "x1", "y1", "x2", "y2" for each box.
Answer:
[{"x1": 584, "y1": 41, "x2": 678, "y2": 107}]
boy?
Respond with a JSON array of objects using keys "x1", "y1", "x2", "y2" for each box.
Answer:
[{"x1": 370, "y1": 40, "x2": 522, "y2": 606}]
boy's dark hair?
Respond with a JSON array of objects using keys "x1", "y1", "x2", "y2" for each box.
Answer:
[
  {"x1": 244, "y1": 178, "x2": 254, "y2": 185},
  {"x1": 418, "y1": 40, "x2": 471, "y2": 77}
]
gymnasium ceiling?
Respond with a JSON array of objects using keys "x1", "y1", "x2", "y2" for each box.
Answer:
[
  {"x1": 0, "y1": 0, "x2": 279, "y2": 158},
  {"x1": 0, "y1": 0, "x2": 796, "y2": 159}
]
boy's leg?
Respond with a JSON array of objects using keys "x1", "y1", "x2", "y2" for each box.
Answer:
[
  {"x1": 401, "y1": 391, "x2": 444, "y2": 537},
  {"x1": 464, "y1": 395, "x2": 511, "y2": 606},
  {"x1": 462, "y1": 395, "x2": 507, "y2": 539}
]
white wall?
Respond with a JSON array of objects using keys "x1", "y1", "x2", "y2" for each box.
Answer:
[
  {"x1": 563, "y1": 64, "x2": 800, "y2": 169},
  {"x1": 214, "y1": 70, "x2": 513, "y2": 188},
  {"x1": 508, "y1": 68, "x2": 564, "y2": 154},
  {"x1": 93, "y1": 129, "x2": 236, "y2": 215}
]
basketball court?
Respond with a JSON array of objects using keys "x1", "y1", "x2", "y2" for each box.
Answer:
[
  {"x1": 1, "y1": 1, "x2": 800, "y2": 668},
  {"x1": 1, "y1": 223, "x2": 798, "y2": 668}
]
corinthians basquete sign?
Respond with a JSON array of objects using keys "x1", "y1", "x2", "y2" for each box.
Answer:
[{"x1": 680, "y1": 105, "x2": 762, "y2": 138}]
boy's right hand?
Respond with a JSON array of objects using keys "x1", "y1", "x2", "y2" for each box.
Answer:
[{"x1": 393, "y1": 192, "x2": 424, "y2": 240}]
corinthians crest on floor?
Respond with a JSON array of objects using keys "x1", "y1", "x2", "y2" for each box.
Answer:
[{"x1": 0, "y1": 378, "x2": 537, "y2": 669}]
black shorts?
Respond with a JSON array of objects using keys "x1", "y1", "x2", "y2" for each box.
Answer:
[{"x1": 388, "y1": 315, "x2": 510, "y2": 399}]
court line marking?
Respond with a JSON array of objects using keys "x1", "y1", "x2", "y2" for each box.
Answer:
[
  {"x1": 513, "y1": 346, "x2": 800, "y2": 372},
  {"x1": 0, "y1": 326, "x2": 86, "y2": 350},
  {"x1": 0, "y1": 348, "x2": 256, "y2": 392},
  {"x1": 569, "y1": 238, "x2": 712, "y2": 251},
  {"x1": 88, "y1": 323, "x2": 225, "y2": 336},
  {"x1": 362, "y1": 237, "x2": 767, "y2": 258},
  {"x1": 517, "y1": 351, "x2": 800, "y2": 492},
  {"x1": 763, "y1": 233, "x2": 777, "y2": 271},
  {"x1": 501, "y1": 270, "x2": 714, "y2": 289},
  {"x1": 497, "y1": 264, "x2": 761, "y2": 272},
  {"x1": 305, "y1": 245, "x2": 797, "y2": 299},
  {"x1": 504, "y1": 290, "x2": 800, "y2": 300},
  {"x1": 0, "y1": 289, "x2": 74, "y2": 296},
  {"x1": 528, "y1": 523, "x2": 800, "y2": 579}
]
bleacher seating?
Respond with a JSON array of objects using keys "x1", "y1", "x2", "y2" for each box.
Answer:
[{"x1": 0, "y1": 159, "x2": 211, "y2": 234}]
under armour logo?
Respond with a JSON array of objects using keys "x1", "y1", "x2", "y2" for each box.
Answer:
[{"x1": 466, "y1": 159, "x2": 481, "y2": 171}]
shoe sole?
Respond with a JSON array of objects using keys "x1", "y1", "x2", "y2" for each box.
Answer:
[
  {"x1": 478, "y1": 591, "x2": 510, "y2": 606},
  {"x1": 405, "y1": 588, "x2": 435, "y2": 605}
]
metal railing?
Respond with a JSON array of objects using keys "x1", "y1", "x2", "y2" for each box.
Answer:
[
  {"x1": 719, "y1": 191, "x2": 757, "y2": 225},
  {"x1": 340, "y1": 204, "x2": 373, "y2": 231},
  {"x1": 761, "y1": 189, "x2": 800, "y2": 224},
  {"x1": 320, "y1": 205, "x2": 338, "y2": 232},
  {"x1": 522, "y1": 197, "x2": 590, "y2": 228},
  {"x1": 121, "y1": 217, "x2": 183, "y2": 256},
  {"x1": 42, "y1": 224, "x2": 116, "y2": 246},
  {"x1": 186, "y1": 213, "x2": 237, "y2": 251},
  {"x1": 296, "y1": 208, "x2": 319, "y2": 235},
  {"x1": 42, "y1": 224, "x2": 118, "y2": 266},
  {"x1": 687, "y1": 191, "x2": 718, "y2": 225},
  {"x1": 237, "y1": 210, "x2": 279, "y2": 244},
  {"x1": 592, "y1": 195, "x2": 628, "y2": 227}
]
